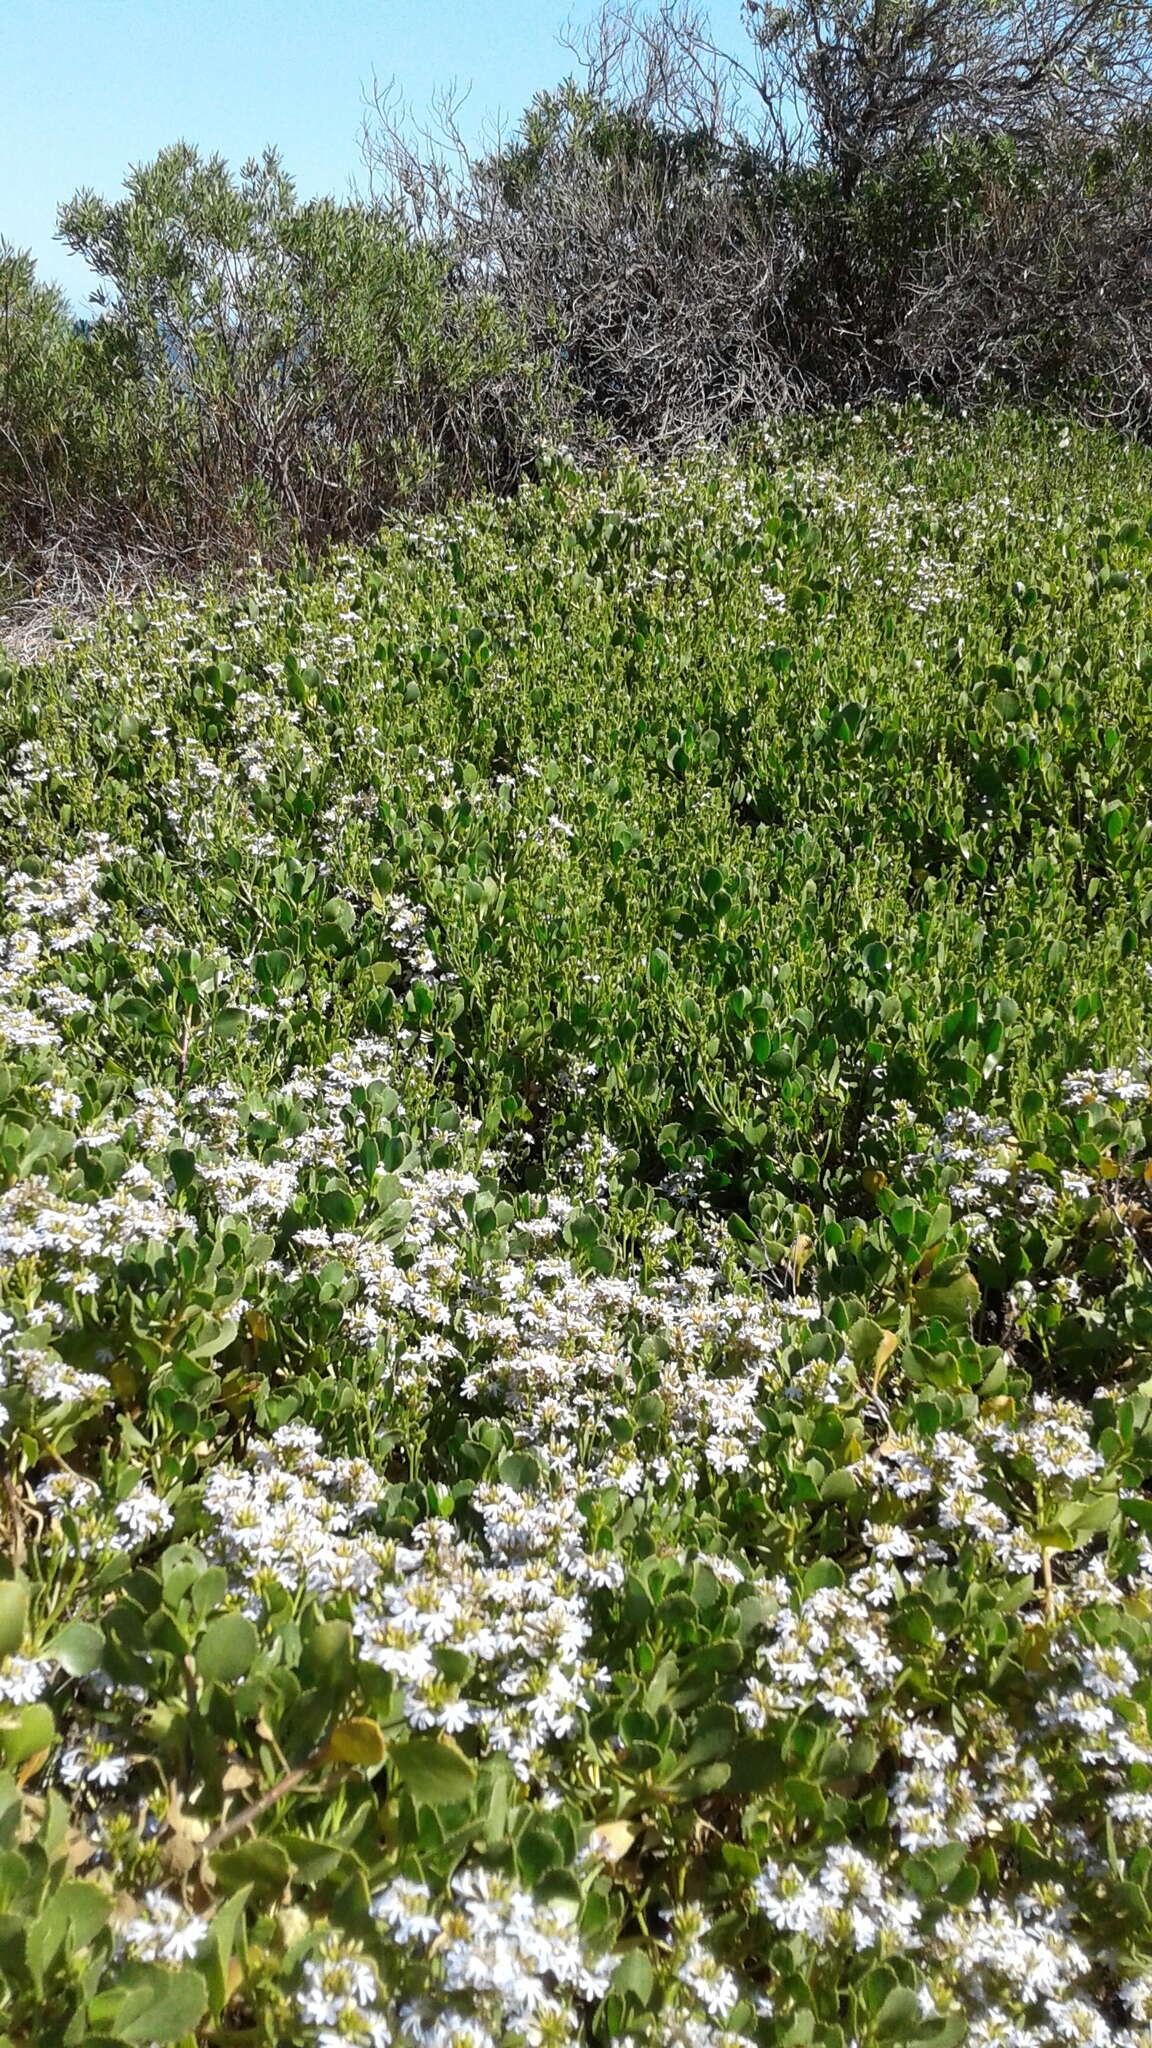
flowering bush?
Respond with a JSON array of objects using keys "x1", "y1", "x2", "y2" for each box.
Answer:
[{"x1": 1, "y1": 409, "x2": 1152, "y2": 2045}]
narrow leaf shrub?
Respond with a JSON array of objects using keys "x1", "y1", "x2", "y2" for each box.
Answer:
[{"x1": 0, "y1": 146, "x2": 547, "y2": 581}]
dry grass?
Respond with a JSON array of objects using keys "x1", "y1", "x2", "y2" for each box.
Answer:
[{"x1": 0, "y1": 539, "x2": 204, "y2": 664}]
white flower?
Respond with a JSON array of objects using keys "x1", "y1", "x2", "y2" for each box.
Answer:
[
  {"x1": 119, "y1": 1889, "x2": 211, "y2": 1964},
  {"x1": 372, "y1": 1877, "x2": 441, "y2": 1943},
  {"x1": 0, "y1": 1655, "x2": 49, "y2": 1706},
  {"x1": 113, "y1": 1485, "x2": 173, "y2": 1546}
]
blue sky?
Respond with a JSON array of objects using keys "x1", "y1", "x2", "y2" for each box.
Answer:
[{"x1": 6, "y1": 0, "x2": 747, "y2": 309}]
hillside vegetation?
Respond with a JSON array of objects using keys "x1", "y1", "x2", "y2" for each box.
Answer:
[
  {"x1": 3, "y1": 0, "x2": 1152, "y2": 597},
  {"x1": 2, "y1": 410, "x2": 1152, "y2": 2043}
]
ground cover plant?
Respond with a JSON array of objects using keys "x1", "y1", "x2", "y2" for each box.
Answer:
[{"x1": 4, "y1": 405, "x2": 1152, "y2": 2044}]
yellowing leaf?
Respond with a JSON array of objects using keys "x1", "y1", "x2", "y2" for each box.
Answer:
[
  {"x1": 873, "y1": 1329, "x2": 900, "y2": 1373},
  {"x1": 982, "y1": 1395, "x2": 1016, "y2": 1421},
  {"x1": 913, "y1": 1240, "x2": 944, "y2": 1281},
  {"x1": 590, "y1": 1820, "x2": 636, "y2": 1862},
  {"x1": 16, "y1": 1745, "x2": 53, "y2": 1786},
  {"x1": 109, "y1": 1358, "x2": 139, "y2": 1405},
  {"x1": 322, "y1": 1717, "x2": 389, "y2": 1768},
  {"x1": 221, "y1": 1761, "x2": 260, "y2": 1793}
]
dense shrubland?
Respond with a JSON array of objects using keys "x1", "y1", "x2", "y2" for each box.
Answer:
[
  {"x1": 3, "y1": 410, "x2": 1152, "y2": 2042},
  {"x1": 2, "y1": 0, "x2": 1152, "y2": 596}
]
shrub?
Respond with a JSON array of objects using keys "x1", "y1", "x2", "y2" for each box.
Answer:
[
  {"x1": 5, "y1": 0, "x2": 1152, "y2": 586},
  {"x1": 0, "y1": 146, "x2": 548, "y2": 584},
  {"x1": 0, "y1": 245, "x2": 133, "y2": 562},
  {"x1": 364, "y1": 3, "x2": 1152, "y2": 446}
]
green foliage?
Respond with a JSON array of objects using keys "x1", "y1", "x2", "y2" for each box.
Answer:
[
  {"x1": 1, "y1": 411, "x2": 1152, "y2": 2042},
  {"x1": 0, "y1": 145, "x2": 544, "y2": 578},
  {"x1": 6, "y1": 94, "x2": 1152, "y2": 595}
]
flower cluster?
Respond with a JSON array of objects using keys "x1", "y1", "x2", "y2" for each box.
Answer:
[{"x1": 3, "y1": 417, "x2": 1152, "y2": 2048}]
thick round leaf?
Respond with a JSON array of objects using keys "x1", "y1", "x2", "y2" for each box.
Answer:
[
  {"x1": 196, "y1": 1613, "x2": 259, "y2": 1684},
  {"x1": 0, "y1": 1701, "x2": 54, "y2": 1768},
  {"x1": 91, "y1": 1962, "x2": 208, "y2": 2043},
  {"x1": 612, "y1": 1949, "x2": 655, "y2": 2007},
  {"x1": 390, "y1": 1736, "x2": 477, "y2": 1805},
  {"x1": 302, "y1": 1619, "x2": 354, "y2": 1687},
  {"x1": 323, "y1": 1716, "x2": 388, "y2": 1767},
  {"x1": 45, "y1": 1619, "x2": 105, "y2": 1677},
  {"x1": 26, "y1": 1878, "x2": 110, "y2": 1982},
  {"x1": 210, "y1": 1837, "x2": 291, "y2": 1898}
]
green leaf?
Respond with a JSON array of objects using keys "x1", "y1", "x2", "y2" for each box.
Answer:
[
  {"x1": 725, "y1": 1738, "x2": 781, "y2": 1793},
  {"x1": 912, "y1": 1267, "x2": 980, "y2": 1327},
  {"x1": 0, "y1": 1582, "x2": 27, "y2": 1661},
  {"x1": 911, "y1": 2019, "x2": 966, "y2": 2048},
  {"x1": 189, "y1": 1566, "x2": 230, "y2": 1621},
  {"x1": 201, "y1": 1885, "x2": 251, "y2": 2016},
  {"x1": 196, "y1": 1612, "x2": 259, "y2": 1684},
  {"x1": 168, "y1": 1145, "x2": 198, "y2": 1190},
  {"x1": 846, "y1": 1316, "x2": 885, "y2": 1365},
  {"x1": 45, "y1": 1620, "x2": 105, "y2": 1676},
  {"x1": 498, "y1": 1451, "x2": 540, "y2": 1491},
  {"x1": 516, "y1": 1818, "x2": 566, "y2": 1884},
  {"x1": 876, "y1": 1986, "x2": 924, "y2": 2041},
  {"x1": 0, "y1": 1702, "x2": 54, "y2": 1768},
  {"x1": 302, "y1": 1619, "x2": 354, "y2": 1688},
  {"x1": 210, "y1": 1838, "x2": 290, "y2": 1899},
  {"x1": 820, "y1": 1466, "x2": 860, "y2": 1501},
  {"x1": 1052, "y1": 1492, "x2": 1120, "y2": 1544},
  {"x1": 611, "y1": 1948, "x2": 655, "y2": 2007},
  {"x1": 858, "y1": 1963, "x2": 898, "y2": 2015},
  {"x1": 187, "y1": 1316, "x2": 239, "y2": 1358},
  {"x1": 390, "y1": 1736, "x2": 477, "y2": 1805},
  {"x1": 25, "y1": 1878, "x2": 110, "y2": 1986},
  {"x1": 90, "y1": 1962, "x2": 208, "y2": 2043}
]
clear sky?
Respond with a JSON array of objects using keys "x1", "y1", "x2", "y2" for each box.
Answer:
[{"x1": 4, "y1": 0, "x2": 739, "y2": 310}]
